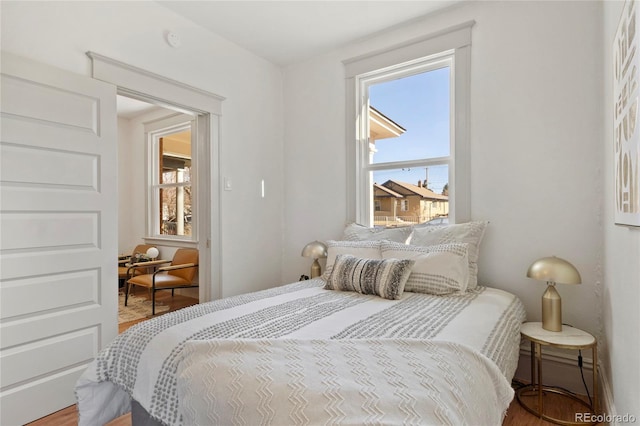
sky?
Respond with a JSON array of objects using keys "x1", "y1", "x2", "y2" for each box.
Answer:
[{"x1": 369, "y1": 66, "x2": 450, "y2": 194}]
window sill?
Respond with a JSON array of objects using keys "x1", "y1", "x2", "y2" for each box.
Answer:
[{"x1": 144, "y1": 237, "x2": 198, "y2": 248}]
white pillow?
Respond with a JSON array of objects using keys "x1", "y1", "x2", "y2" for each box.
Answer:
[
  {"x1": 381, "y1": 240, "x2": 469, "y2": 295},
  {"x1": 408, "y1": 221, "x2": 488, "y2": 290},
  {"x1": 342, "y1": 223, "x2": 412, "y2": 244},
  {"x1": 322, "y1": 240, "x2": 382, "y2": 280}
]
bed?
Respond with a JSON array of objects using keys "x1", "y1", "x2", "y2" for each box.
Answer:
[{"x1": 76, "y1": 221, "x2": 527, "y2": 425}]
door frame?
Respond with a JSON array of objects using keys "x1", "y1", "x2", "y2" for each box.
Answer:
[{"x1": 87, "y1": 52, "x2": 224, "y2": 302}]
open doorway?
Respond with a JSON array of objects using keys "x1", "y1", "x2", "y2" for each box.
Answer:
[
  {"x1": 116, "y1": 95, "x2": 201, "y2": 330},
  {"x1": 88, "y1": 51, "x2": 222, "y2": 331}
]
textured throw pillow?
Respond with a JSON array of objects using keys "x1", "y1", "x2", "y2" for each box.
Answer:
[
  {"x1": 342, "y1": 223, "x2": 412, "y2": 244},
  {"x1": 380, "y1": 240, "x2": 470, "y2": 295},
  {"x1": 322, "y1": 240, "x2": 383, "y2": 280},
  {"x1": 408, "y1": 221, "x2": 488, "y2": 290},
  {"x1": 324, "y1": 254, "x2": 415, "y2": 300}
]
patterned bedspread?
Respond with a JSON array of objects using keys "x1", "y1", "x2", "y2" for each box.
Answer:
[{"x1": 76, "y1": 279, "x2": 525, "y2": 426}]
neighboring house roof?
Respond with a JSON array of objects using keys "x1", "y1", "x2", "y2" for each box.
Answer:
[
  {"x1": 369, "y1": 106, "x2": 406, "y2": 141},
  {"x1": 374, "y1": 183, "x2": 404, "y2": 198},
  {"x1": 381, "y1": 179, "x2": 448, "y2": 201}
]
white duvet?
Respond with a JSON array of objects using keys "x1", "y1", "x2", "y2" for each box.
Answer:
[
  {"x1": 76, "y1": 279, "x2": 525, "y2": 426},
  {"x1": 177, "y1": 338, "x2": 514, "y2": 426}
]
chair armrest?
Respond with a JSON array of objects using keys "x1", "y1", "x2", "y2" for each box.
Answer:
[
  {"x1": 156, "y1": 263, "x2": 197, "y2": 273},
  {"x1": 132, "y1": 259, "x2": 171, "y2": 267},
  {"x1": 126, "y1": 259, "x2": 172, "y2": 278}
]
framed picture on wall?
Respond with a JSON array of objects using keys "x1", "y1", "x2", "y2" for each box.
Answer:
[{"x1": 614, "y1": 0, "x2": 640, "y2": 227}]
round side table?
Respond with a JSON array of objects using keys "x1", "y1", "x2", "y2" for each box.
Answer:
[{"x1": 516, "y1": 322, "x2": 598, "y2": 426}]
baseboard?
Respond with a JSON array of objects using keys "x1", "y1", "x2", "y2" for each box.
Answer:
[
  {"x1": 599, "y1": 366, "x2": 618, "y2": 425},
  {"x1": 514, "y1": 345, "x2": 594, "y2": 395},
  {"x1": 173, "y1": 287, "x2": 199, "y2": 298}
]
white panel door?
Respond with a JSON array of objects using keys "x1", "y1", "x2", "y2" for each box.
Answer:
[{"x1": 0, "y1": 52, "x2": 118, "y2": 425}]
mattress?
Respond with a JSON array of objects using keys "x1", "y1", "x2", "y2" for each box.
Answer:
[{"x1": 76, "y1": 278, "x2": 525, "y2": 425}]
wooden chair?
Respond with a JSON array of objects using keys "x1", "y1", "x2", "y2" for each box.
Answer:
[
  {"x1": 118, "y1": 244, "x2": 156, "y2": 288},
  {"x1": 125, "y1": 248, "x2": 198, "y2": 315}
]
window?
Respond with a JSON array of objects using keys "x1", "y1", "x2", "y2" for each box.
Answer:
[
  {"x1": 147, "y1": 116, "x2": 197, "y2": 241},
  {"x1": 345, "y1": 21, "x2": 473, "y2": 227},
  {"x1": 367, "y1": 59, "x2": 452, "y2": 227}
]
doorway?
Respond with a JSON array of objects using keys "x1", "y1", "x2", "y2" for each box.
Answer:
[
  {"x1": 88, "y1": 51, "x2": 223, "y2": 324},
  {"x1": 116, "y1": 95, "x2": 203, "y2": 328}
]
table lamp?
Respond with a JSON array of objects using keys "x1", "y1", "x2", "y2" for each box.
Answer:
[
  {"x1": 526, "y1": 256, "x2": 581, "y2": 332},
  {"x1": 146, "y1": 247, "x2": 159, "y2": 260},
  {"x1": 301, "y1": 241, "x2": 328, "y2": 278}
]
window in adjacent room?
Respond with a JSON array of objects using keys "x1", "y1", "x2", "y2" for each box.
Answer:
[
  {"x1": 345, "y1": 21, "x2": 473, "y2": 227},
  {"x1": 148, "y1": 118, "x2": 197, "y2": 241}
]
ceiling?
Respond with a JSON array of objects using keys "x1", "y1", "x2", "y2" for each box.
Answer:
[
  {"x1": 157, "y1": 1, "x2": 461, "y2": 66},
  {"x1": 118, "y1": 1, "x2": 459, "y2": 117},
  {"x1": 117, "y1": 96, "x2": 164, "y2": 119}
]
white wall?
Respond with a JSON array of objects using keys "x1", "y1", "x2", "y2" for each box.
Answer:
[
  {"x1": 117, "y1": 107, "x2": 181, "y2": 256},
  {"x1": 117, "y1": 116, "x2": 134, "y2": 254},
  {"x1": 284, "y1": 0, "x2": 603, "y2": 333},
  {"x1": 1, "y1": 1, "x2": 285, "y2": 298},
  {"x1": 283, "y1": 0, "x2": 604, "y2": 353},
  {"x1": 602, "y1": 0, "x2": 640, "y2": 418}
]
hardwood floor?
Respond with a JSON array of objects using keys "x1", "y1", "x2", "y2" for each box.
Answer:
[
  {"x1": 117, "y1": 290, "x2": 199, "y2": 333},
  {"x1": 32, "y1": 293, "x2": 596, "y2": 426},
  {"x1": 503, "y1": 384, "x2": 595, "y2": 426},
  {"x1": 28, "y1": 404, "x2": 131, "y2": 426}
]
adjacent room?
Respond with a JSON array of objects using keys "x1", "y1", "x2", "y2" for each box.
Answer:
[
  {"x1": 116, "y1": 96, "x2": 201, "y2": 328},
  {"x1": 0, "y1": 1, "x2": 638, "y2": 425}
]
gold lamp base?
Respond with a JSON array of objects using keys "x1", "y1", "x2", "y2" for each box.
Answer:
[
  {"x1": 542, "y1": 283, "x2": 562, "y2": 331},
  {"x1": 310, "y1": 259, "x2": 322, "y2": 278}
]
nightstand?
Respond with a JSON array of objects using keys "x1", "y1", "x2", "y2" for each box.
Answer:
[{"x1": 516, "y1": 322, "x2": 598, "y2": 426}]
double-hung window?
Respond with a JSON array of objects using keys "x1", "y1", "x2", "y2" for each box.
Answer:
[
  {"x1": 345, "y1": 21, "x2": 474, "y2": 227},
  {"x1": 146, "y1": 115, "x2": 197, "y2": 241}
]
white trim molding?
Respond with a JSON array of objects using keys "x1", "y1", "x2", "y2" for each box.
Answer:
[
  {"x1": 515, "y1": 346, "x2": 595, "y2": 394},
  {"x1": 343, "y1": 20, "x2": 475, "y2": 78},
  {"x1": 344, "y1": 20, "x2": 474, "y2": 225},
  {"x1": 599, "y1": 366, "x2": 619, "y2": 425},
  {"x1": 87, "y1": 51, "x2": 225, "y2": 114}
]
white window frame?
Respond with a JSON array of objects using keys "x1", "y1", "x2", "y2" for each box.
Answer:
[
  {"x1": 147, "y1": 118, "x2": 196, "y2": 241},
  {"x1": 344, "y1": 21, "x2": 474, "y2": 226}
]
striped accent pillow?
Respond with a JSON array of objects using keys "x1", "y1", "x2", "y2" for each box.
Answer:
[
  {"x1": 381, "y1": 240, "x2": 470, "y2": 295},
  {"x1": 324, "y1": 254, "x2": 414, "y2": 300}
]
